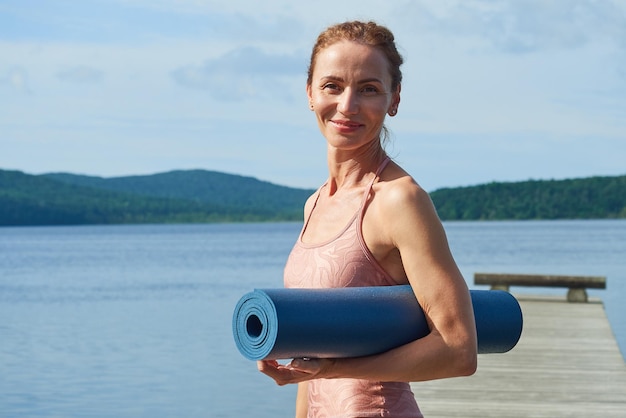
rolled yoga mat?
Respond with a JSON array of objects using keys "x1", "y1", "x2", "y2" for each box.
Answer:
[{"x1": 232, "y1": 285, "x2": 523, "y2": 361}]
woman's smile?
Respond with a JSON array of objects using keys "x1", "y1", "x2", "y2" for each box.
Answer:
[{"x1": 330, "y1": 119, "x2": 364, "y2": 133}]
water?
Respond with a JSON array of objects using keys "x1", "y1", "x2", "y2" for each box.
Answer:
[{"x1": 1, "y1": 220, "x2": 624, "y2": 417}]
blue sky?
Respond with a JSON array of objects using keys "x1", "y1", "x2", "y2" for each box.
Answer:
[{"x1": 1, "y1": 0, "x2": 625, "y2": 191}]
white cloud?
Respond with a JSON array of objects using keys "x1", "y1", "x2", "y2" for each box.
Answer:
[
  {"x1": 171, "y1": 46, "x2": 306, "y2": 101},
  {"x1": 57, "y1": 66, "x2": 104, "y2": 84},
  {"x1": 402, "y1": 0, "x2": 626, "y2": 51},
  {"x1": 1, "y1": 67, "x2": 31, "y2": 93}
]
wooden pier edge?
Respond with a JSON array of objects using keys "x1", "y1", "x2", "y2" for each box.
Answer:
[
  {"x1": 411, "y1": 295, "x2": 626, "y2": 417},
  {"x1": 474, "y1": 272, "x2": 607, "y2": 303}
]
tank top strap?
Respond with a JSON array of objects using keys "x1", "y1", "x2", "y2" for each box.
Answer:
[
  {"x1": 299, "y1": 184, "x2": 324, "y2": 240},
  {"x1": 374, "y1": 156, "x2": 391, "y2": 181},
  {"x1": 359, "y1": 156, "x2": 391, "y2": 209}
]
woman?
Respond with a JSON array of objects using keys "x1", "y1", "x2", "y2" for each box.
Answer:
[{"x1": 258, "y1": 21, "x2": 477, "y2": 418}]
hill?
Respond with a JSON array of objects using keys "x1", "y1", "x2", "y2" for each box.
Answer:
[
  {"x1": 1, "y1": 169, "x2": 625, "y2": 226},
  {"x1": 0, "y1": 169, "x2": 313, "y2": 226},
  {"x1": 44, "y1": 170, "x2": 313, "y2": 216},
  {"x1": 430, "y1": 175, "x2": 626, "y2": 220}
]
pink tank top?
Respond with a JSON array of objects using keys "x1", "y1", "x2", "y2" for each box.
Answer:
[{"x1": 284, "y1": 158, "x2": 423, "y2": 418}]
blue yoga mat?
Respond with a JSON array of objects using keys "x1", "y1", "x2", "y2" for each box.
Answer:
[{"x1": 232, "y1": 285, "x2": 523, "y2": 361}]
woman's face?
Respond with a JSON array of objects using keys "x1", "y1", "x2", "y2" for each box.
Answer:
[{"x1": 307, "y1": 40, "x2": 400, "y2": 153}]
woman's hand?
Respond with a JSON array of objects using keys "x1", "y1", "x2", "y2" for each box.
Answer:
[{"x1": 257, "y1": 358, "x2": 334, "y2": 386}]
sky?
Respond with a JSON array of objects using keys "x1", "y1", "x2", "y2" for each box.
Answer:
[{"x1": 1, "y1": 0, "x2": 625, "y2": 191}]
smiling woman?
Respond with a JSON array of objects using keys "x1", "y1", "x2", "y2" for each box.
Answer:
[{"x1": 255, "y1": 20, "x2": 477, "y2": 418}]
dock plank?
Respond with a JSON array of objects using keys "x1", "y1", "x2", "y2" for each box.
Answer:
[{"x1": 411, "y1": 296, "x2": 626, "y2": 417}]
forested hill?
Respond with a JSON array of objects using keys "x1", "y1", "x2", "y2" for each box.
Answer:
[
  {"x1": 0, "y1": 169, "x2": 313, "y2": 226},
  {"x1": 44, "y1": 170, "x2": 312, "y2": 212},
  {"x1": 1, "y1": 169, "x2": 625, "y2": 226},
  {"x1": 430, "y1": 175, "x2": 626, "y2": 220}
]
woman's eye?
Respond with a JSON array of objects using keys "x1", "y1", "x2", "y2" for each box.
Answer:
[
  {"x1": 361, "y1": 85, "x2": 379, "y2": 94},
  {"x1": 322, "y1": 83, "x2": 340, "y2": 92}
]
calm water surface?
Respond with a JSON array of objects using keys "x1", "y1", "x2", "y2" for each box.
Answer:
[{"x1": 1, "y1": 220, "x2": 624, "y2": 417}]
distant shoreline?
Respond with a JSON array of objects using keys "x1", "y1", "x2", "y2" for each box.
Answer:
[{"x1": 1, "y1": 168, "x2": 624, "y2": 226}]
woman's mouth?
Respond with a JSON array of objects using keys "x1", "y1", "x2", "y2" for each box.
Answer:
[{"x1": 331, "y1": 120, "x2": 363, "y2": 132}]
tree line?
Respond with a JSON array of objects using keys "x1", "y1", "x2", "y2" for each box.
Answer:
[
  {"x1": 0, "y1": 170, "x2": 308, "y2": 226},
  {"x1": 1, "y1": 169, "x2": 624, "y2": 226},
  {"x1": 430, "y1": 175, "x2": 626, "y2": 220}
]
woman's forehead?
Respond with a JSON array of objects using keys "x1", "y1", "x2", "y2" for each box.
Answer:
[{"x1": 313, "y1": 41, "x2": 392, "y2": 82}]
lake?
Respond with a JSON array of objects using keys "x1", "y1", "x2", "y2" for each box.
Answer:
[{"x1": 1, "y1": 220, "x2": 624, "y2": 417}]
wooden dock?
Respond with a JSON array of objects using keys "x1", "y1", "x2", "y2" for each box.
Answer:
[{"x1": 411, "y1": 295, "x2": 626, "y2": 417}]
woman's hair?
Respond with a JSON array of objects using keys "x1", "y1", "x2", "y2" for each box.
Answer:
[{"x1": 307, "y1": 20, "x2": 404, "y2": 90}]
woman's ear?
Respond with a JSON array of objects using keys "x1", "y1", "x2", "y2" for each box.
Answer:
[
  {"x1": 306, "y1": 84, "x2": 314, "y2": 110},
  {"x1": 388, "y1": 84, "x2": 401, "y2": 116}
]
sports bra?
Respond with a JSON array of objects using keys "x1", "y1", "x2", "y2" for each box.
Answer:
[{"x1": 284, "y1": 157, "x2": 397, "y2": 289}]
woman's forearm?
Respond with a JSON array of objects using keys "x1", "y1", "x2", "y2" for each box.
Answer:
[{"x1": 325, "y1": 329, "x2": 477, "y2": 383}]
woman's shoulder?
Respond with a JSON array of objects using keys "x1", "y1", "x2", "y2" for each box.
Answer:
[
  {"x1": 369, "y1": 163, "x2": 444, "y2": 252},
  {"x1": 376, "y1": 162, "x2": 432, "y2": 209}
]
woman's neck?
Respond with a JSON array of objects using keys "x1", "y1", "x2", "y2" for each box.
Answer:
[{"x1": 325, "y1": 146, "x2": 387, "y2": 195}]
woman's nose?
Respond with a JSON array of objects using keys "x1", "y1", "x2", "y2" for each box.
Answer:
[{"x1": 337, "y1": 89, "x2": 359, "y2": 115}]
